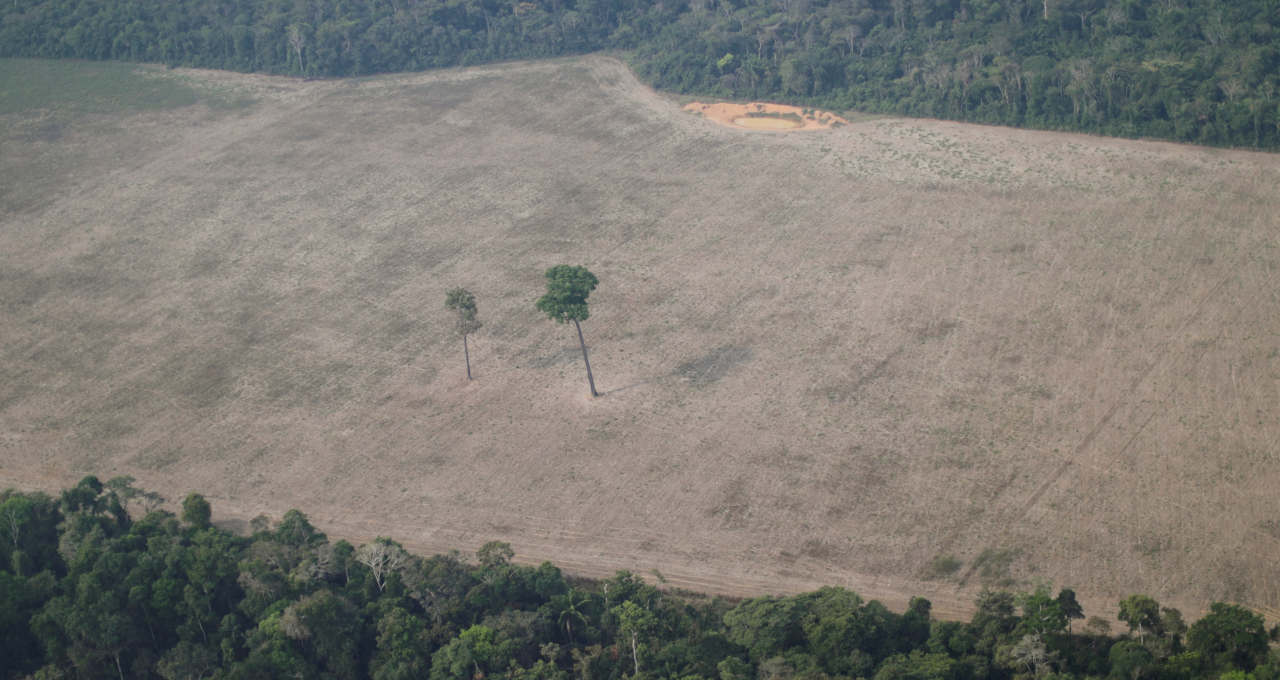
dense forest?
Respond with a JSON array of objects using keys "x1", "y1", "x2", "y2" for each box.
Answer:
[
  {"x1": 2, "y1": 0, "x2": 1279, "y2": 148},
  {"x1": 2, "y1": 479, "x2": 1278, "y2": 679}
]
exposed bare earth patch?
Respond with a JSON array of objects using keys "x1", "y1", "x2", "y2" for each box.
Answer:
[
  {"x1": 684, "y1": 101, "x2": 849, "y2": 131},
  {"x1": 3, "y1": 57, "x2": 1280, "y2": 623}
]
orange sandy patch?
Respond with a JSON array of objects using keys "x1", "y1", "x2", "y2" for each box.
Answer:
[
  {"x1": 733, "y1": 116, "x2": 801, "y2": 130},
  {"x1": 685, "y1": 101, "x2": 849, "y2": 131}
]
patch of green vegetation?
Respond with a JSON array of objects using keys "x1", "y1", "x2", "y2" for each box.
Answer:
[
  {"x1": 971, "y1": 547, "x2": 1022, "y2": 586},
  {"x1": 0, "y1": 59, "x2": 195, "y2": 114},
  {"x1": 0, "y1": 58, "x2": 252, "y2": 115},
  {"x1": 923, "y1": 553, "x2": 962, "y2": 579}
]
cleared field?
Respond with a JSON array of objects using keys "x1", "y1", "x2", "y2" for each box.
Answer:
[{"x1": 2, "y1": 56, "x2": 1279, "y2": 622}]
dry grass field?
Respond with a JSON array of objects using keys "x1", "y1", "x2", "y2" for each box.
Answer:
[{"x1": 2, "y1": 56, "x2": 1279, "y2": 623}]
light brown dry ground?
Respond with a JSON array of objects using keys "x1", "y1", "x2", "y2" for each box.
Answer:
[
  {"x1": 684, "y1": 101, "x2": 849, "y2": 130},
  {"x1": 3, "y1": 56, "x2": 1280, "y2": 623}
]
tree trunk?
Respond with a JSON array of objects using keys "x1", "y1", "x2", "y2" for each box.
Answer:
[
  {"x1": 145, "y1": 610, "x2": 158, "y2": 647},
  {"x1": 463, "y1": 333, "x2": 472, "y2": 380},
  {"x1": 573, "y1": 319, "x2": 598, "y2": 397},
  {"x1": 630, "y1": 632, "x2": 639, "y2": 676}
]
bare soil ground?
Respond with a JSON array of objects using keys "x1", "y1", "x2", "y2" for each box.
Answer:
[
  {"x1": 683, "y1": 101, "x2": 849, "y2": 131},
  {"x1": 3, "y1": 56, "x2": 1280, "y2": 623}
]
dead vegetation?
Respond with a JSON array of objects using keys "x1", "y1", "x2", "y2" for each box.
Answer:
[{"x1": 2, "y1": 56, "x2": 1280, "y2": 622}]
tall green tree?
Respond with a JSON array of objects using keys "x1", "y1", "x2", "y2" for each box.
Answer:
[
  {"x1": 0, "y1": 490, "x2": 62, "y2": 577},
  {"x1": 1017, "y1": 586, "x2": 1066, "y2": 638},
  {"x1": 550, "y1": 589, "x2": 591, "y2": 643},
  {"x1": 1187, "y1": 603, "x2": 1269, "y2": 672},
  {"x1": 371, "y1": 607, "x2": 432, "y2": 680},
  {"x1": 445, "y1": 288, "x2": 483, "y2": 381},
  {"x1": 1056, "y1": 588, "x2": 1084, "y2": 635},
  {"x1": 613, "y1": 600, "x2": 658, "y2": 676},
  {"x1": 431, "y1": 624, "x2": 515, "y2": 680},
  {"x1": 181, "y1": 493, "x2": 212, "y2": 529},
  {"x1": 1117, "y1": 595, "x2": 1161, "y2": 644},
  {"x1": 535, "y1": 265, "x2": 600, "y2": 397}
]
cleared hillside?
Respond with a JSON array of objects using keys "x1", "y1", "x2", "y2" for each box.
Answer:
[{"x1": 2, "y1": 56, "x2": 1279, "y2": 622}]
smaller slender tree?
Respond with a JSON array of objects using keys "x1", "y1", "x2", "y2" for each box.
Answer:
[
  {"x1": 613, "y1": 601, "x2": 657, "y2": 676},
  {"x1": 535, "y1": 265, "x2": 600, "y2": 397},
  {"x1": 1057, "y1": 588, "x2": 1085, "y2": 635},
  {"x1": 445, "y1": 288, "x2": 482, "y2": 380}
]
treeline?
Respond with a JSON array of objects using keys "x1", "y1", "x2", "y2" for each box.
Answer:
[
  {"x1": 0, "y1": 0, "x2": 650, "y2": 75},
  {"x1": 2, "y1": 0, "x2": 1279, "y2": 148},
  {"x1": 630, "y1": 0, "x2": 1280, "y2": 148},
  {"x1": 2, "y1": 479, "x2": 1279, "y2": 679}
]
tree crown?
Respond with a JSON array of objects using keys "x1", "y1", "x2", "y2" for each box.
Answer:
[
  {"x1": 445, "y1": 287, "x2": 481, "y2": 335},
  {"x1": 535, "y1": 265, "x2": 598, "y2": 324}
]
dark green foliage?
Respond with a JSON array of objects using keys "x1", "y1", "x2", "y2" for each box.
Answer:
[
  {"x1": 1117, "y1": 594, "x2": 1162, "y2": 642},
  {"x1": 478, "y1": 540, "x2": 516, "y2": 569},
  {"x1": 1187, "y1": 602, "x2": 1269, "y2": 672},
  {"x1": 275, "y1": 508, "x2": 327, "y2": 547},
  {"x1": 970, "y1": 589, "x2": 1018, "y2": 653},
  {"x1": 1057, "y1": 588, "x2": 1085, "y2": 632},
  {"x1": 796, "y1": 587, "x2": 903, "y2": 671},
  {"x1": 535, "y1": 266, "x2": 598, "y2": 326},
  {"x1": 24, "y1": 498, "x2": 245, "y2": 679},
  {"x1": 6, "y1": 481, "x2": 1280, "y2": 679},
  {"x1": 1017, "y1": 586, "x2": 1066, "y2": 637},
  {"x1": 1107, "y1": 640, "x2": 1154, "y2": 680},
  {"x1": 0, "y1": 489, "x2": 62, "y2": 577},
  {"x1": 432, "y1": 624, "x2": 517, "y2": 680},
  {"x1": 724, "y1": 596, "x2": 805, "y2": 661},
  {"x1": 872, "y1": 650, "x2": 958, "y2": 680},
  {"x1": 613, "y1": 600, "x2": 658, "y2": 674},
  {"x1": 180, "y1": 493, "x2": 212, "y2": 529},
  {"x1": 445, "y1": 288, "x2": 482, "y2": 380},
  {"x1": 0, "y1": 570, "x2": 55, "y2": 677},
  {"x1": 545, "y1": 589, "x2": 592, "y2": 644},
  {"x1": 446, "y1": 289, "x2": 482, "y2": 337},
  {"x1": 536, "y1": 265, "x2": 601, "y2": 396},
  {"x1": 371, "y1": 607, "x2": 432, "y2": 680}
]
